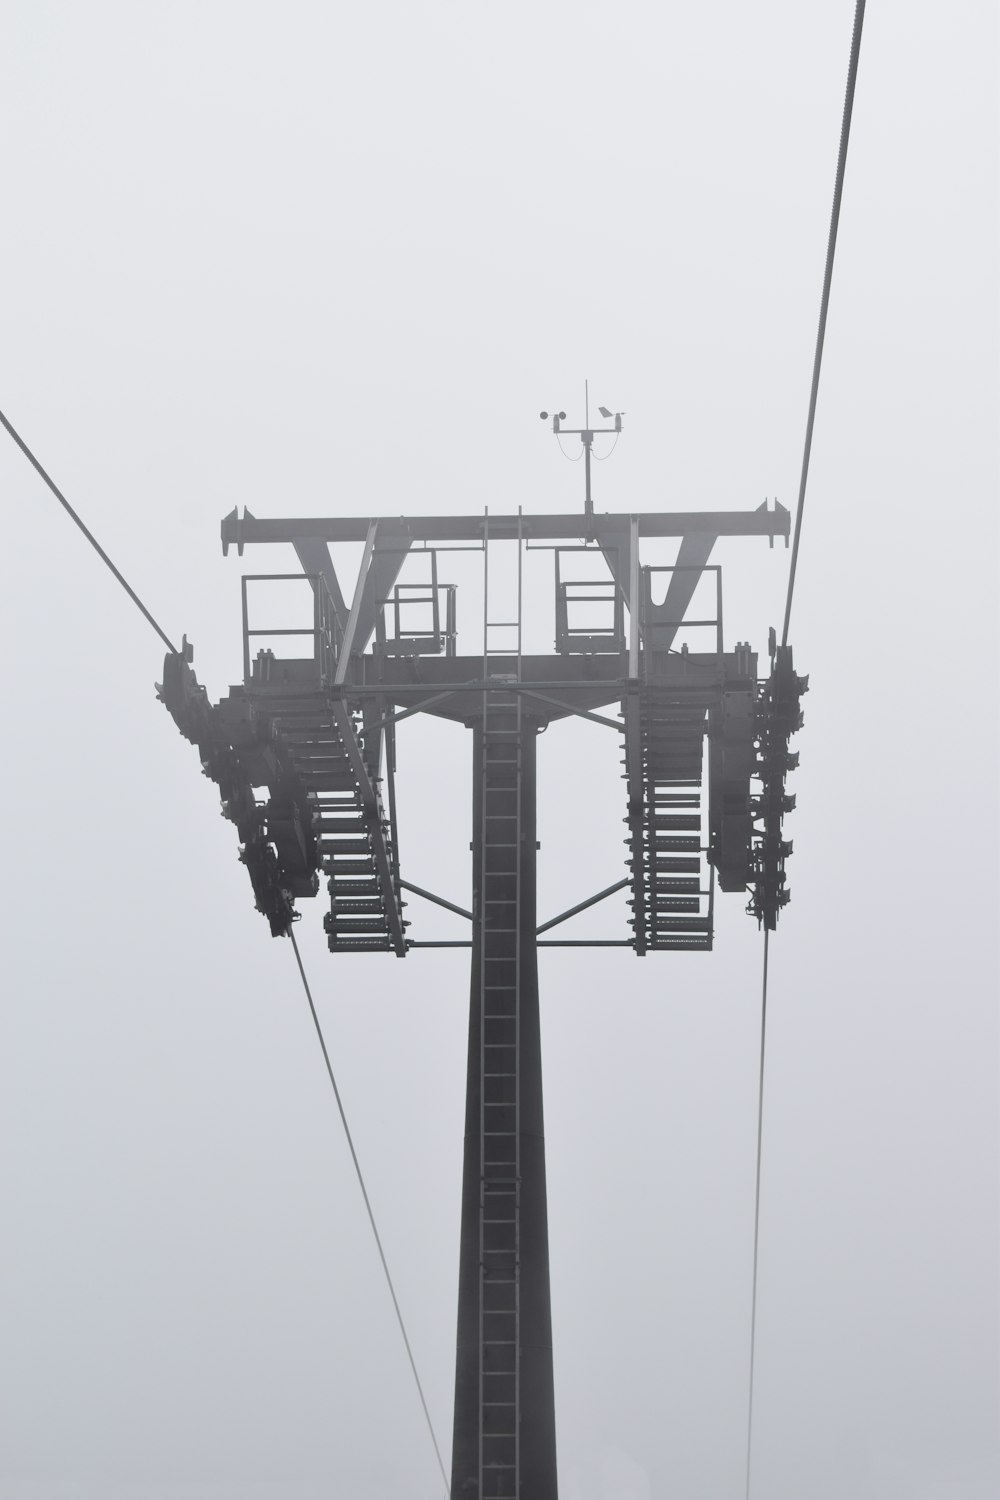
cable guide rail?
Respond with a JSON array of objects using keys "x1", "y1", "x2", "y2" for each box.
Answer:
[{"x1": 159, "y1": 497, "x2": 803, "y2": 956}]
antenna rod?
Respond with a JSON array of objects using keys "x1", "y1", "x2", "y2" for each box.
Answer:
[
  {"x1": 584, "y1": 380, "x2": 593, "y2": 521},
  {"x1": 584, "y1": 428, "x2": 593, "y2": 520}
]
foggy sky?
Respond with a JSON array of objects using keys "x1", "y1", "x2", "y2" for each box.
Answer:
[{"x1": 1, "y1": 3, "x2": 997, "y2": 1498}]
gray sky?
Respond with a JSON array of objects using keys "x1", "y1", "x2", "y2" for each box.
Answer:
[{"x1": 1, "y1": 2, "x2": 997, "y2": 1497}]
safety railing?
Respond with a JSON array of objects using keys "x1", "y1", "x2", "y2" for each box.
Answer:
[
  {"x1": 554, "y1": 547, "x2": 625, "y2": 654},
  {"x1": 241, "y1": 573, "x2": 339, "y2": 686},
  {"x1": 375, "y1": 549, "x2": 457, "y2": 657},
  {"x1": 640, "y1": 564, "x2": 724, "y2": 664}
]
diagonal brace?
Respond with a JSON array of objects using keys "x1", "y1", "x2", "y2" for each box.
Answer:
[
  {"x1": 400, "y1": 880, "x2": 473, "y2": 922},
  {"x1": 519, "y1": 689, "x2": 624, "y2": 731},
  {"x1": 536, "y1": 878, "x2": 630, "y2": 935}
]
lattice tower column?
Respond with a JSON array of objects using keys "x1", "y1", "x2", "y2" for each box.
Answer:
[{"x1": 451, "y1": 713, "x2": 557, "y2": 1499}]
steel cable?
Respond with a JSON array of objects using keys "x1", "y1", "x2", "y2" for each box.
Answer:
[
  {"x1": 747, "y1": 6, "x2": 867, "y2": 1497},
  {"x1": 4, "y1": 402, "x2": 447, "y2": 1492},
  {"x1": 781, "y1": 0, "x2": 868, "y2": 648},
  {"x1": 289, "y1": 929, "x2": 450, "y2": 1497},
  {"x1": 0, "y1": 405, "x2": 179, "y2": 654}
]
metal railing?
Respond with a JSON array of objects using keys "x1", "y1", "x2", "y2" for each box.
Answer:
[
  {"x1": 375, "y1": 549, "x2": 458, "y2": 657},
  {"x1": 241, "y1": 572, "x2": 339, "y2": 686},
  {"x1": 554, "y1": 547, "x2": 625, "y2": 653},
  {"x1": 641, "y1": 563, "x2": 724, "y2": 664}
]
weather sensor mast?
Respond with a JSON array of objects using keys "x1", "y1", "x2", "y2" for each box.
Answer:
[
  {"x1": 540, "y1": 380, "x2": 624, "y2": 522},
  {"x1": 160, "y1": 410, "x2": 804, "y2": 1498}
]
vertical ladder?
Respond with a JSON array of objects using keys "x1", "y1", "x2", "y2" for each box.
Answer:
[{"x1": 479, "y1": 509, "x2": 523, "y2": 1499}]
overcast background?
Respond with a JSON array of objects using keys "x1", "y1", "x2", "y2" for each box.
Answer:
[{"x1": 1, "y1": 3, "x2": 997, "y2": 1497}]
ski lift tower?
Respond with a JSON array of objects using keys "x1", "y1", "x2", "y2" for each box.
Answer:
[{"x1": 160, "y1": 403, "x2": 804, "y2": 1498}]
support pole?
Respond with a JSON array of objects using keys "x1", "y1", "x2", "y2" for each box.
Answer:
[{"x1": 452, "y1": 720, "x2": 557, "y2": 1499}]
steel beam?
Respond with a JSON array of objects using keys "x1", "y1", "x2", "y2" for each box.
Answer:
[
  {"x1": 350, "y1": 652, "x2": 735, "y2": 725},
  {"x1": 518, "y1": 689, "x2": 624, "y2": 731},
  {"x1": 292, "y1": 538, "x2": 348, "y2": 634},
  {"x1": 221, "y1": 501, "x2": 790, "y2": 549},
  {"x1": 350, "y1": 518, "x2": 411, "y2": 660},
  {"x1": 536, "y1": 878, "x2": 630, "y2": 935},
  {"x1": 643, "y1": 533, "x2": 717, "y2": 655},
  {"x1": 336, "y1": 522, "x2": 378, "y2": 683},
  {"x1": 399, "y1": 880, "x2": 473, "y2": 922}
]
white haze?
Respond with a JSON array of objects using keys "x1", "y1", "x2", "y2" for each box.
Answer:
[{"x1": 1, "y1": 3, "x2": 997, "y2": 1497}]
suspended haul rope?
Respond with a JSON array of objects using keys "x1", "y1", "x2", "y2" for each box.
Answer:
[
  {"x1": 2, "y1": 406, "x2": 447, "y2": 1494},
  {"x1": 289, "y1": 931, "x2": 450, "y2": 1496},
  {"x1": 0, "y1": 406, "x2": 179, "y2": 654},
  {"x1": 746, "y1": 5, "x2": 867, "y2": 1499},
  {"x1": 781, "y1": 0, "x2": 868, "y2": 649}
]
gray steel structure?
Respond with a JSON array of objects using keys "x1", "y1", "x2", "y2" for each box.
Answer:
[{"x1": 161, "y1": 498, "x2": 800, "y2": 1499}]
